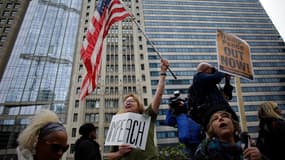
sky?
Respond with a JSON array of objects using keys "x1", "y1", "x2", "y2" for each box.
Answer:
[{"x1": 259, "y1": 0, "x2": 285, "y2": 40}]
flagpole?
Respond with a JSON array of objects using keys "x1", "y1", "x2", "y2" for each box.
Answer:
[
  {"x1": 119, "y1": 1, "x2": 177, "y2": 79},
  {"x1": 131, "y1": 17, "x2": 177, "y2": 79}
]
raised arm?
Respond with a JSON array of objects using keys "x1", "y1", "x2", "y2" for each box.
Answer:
[{"x1": 152, "y1": 58, "x2": 169, "y2": 113}]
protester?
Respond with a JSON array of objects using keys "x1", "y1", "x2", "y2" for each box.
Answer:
[
  {"x1": 74, "y1": 123, "x2": 101, "y2": 160},
  {"x1": 195, "y1": 110, "x2": 264, "y2": 160},
  {"x1": 17, "y1": 109, "x2": 69, "y2": 160},
  {"x1": 165, "y1": 92, "x2": 203, "y2": 160},
  {"x1": 256, "y1": 101, "x2": 285, "y2": 160},
  {"x1": 105, "y1": 58, "x2": 169, "y2": 160},
  {"x1": 188, "y1": 62, "x2": 238, "y2": 127}
]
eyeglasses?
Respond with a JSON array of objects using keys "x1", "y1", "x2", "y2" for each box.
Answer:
[
  {"x1": 125, "y1": 100, "x2": 136, "y2": 103},
  {"x1": 45, "y1": 142, "x2": 69, "y2": 153}
]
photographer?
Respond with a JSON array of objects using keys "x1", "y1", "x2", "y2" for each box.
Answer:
[
  {"x1": 188, "y1": 62, "x2": 238, "y2": 127},
  {"x1": 165, "y1": 91, "x2": 203, "y2": 160}
]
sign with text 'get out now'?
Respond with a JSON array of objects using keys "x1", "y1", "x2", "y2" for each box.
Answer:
[
  {"x1": 104, "y1": 112, "x2": 151, "y2": 150},
  {"x1": 217, "y1": 29, "x2": 254, "y2": 80}
]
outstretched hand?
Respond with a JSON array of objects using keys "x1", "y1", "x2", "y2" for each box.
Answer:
[{"x1": 160, "y1": 58, "x2": 169, "y2": 73}]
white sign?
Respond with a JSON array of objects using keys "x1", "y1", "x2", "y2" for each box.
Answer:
[{"x1": 104, "y1": 112, "x2": 151, "y2": 150}]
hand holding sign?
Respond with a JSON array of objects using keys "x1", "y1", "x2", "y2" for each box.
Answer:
[{"x1": 105, "y1": 112, "x2": 151, "y2": 150}]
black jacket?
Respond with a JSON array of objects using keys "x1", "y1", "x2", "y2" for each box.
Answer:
[
  {"x1": 191, "y1": 70, "x2": 238, "y2": 126},
  {"x1": 74, "y1": 136, "x2": 102, "y2": 160}
]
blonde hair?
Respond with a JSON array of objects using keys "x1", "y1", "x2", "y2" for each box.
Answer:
[
  {"x1": 117, "y1": 93, "x2": 144, "y2": 114},
  {"x1": 206, "y1": 111, "x2": 240, "y2": 139},
  {"x1": 258, "y1": 101, "x2": 284, "y2": 120},
  {"x1": 17, "y1": 109, "x2": 60, "y2": 151}
]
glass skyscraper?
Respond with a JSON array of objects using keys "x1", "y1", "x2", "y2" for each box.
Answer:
[
  {"x1": 0, "y1": 0, "x2": 30, "y2": 81},
  {"x1": 143, "y1": 0, "x2": 285, "y2": 146},
  {"x1": 0, "y1": 0, "x2": 82, "y2": 159}
]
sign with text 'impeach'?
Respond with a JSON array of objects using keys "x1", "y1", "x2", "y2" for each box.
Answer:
[
  {"x1": 217, "y1": 29, "x2": 254, "y2": 80},
  {"x1": 105, "y1": 112, "x2": 151, "y2": 150}
]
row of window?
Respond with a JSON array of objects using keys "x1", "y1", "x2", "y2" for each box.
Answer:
[
  {"x1": 143, "y1": 0, "x2": 259, "y2": 6},
  {"x1": 143, "y1": 10, "x2": 265, "y2": 18},
  {"x1": 145, "y1": 28, "x2": 277, "y2": 35},
  {"x1": 145, "y1": 22, "x2": 273, "y2": 29},
  {"x1": 144, "y1": 16, "x2": 269, "y2": 23},
  {"x1": 150, "y1": 40, "x2": 284, "y2": 47},
  {"x1": 144, "y1": 5, "x2": 264, "y2": 13}
]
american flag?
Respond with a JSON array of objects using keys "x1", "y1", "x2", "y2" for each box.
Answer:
[{"x1": 80, "y1": 0, "x2": 130, "y2": 100}]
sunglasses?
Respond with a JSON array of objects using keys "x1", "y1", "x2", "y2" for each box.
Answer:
[{"x1": 45, "y1": 142, "x2": 69, "y2": 153}]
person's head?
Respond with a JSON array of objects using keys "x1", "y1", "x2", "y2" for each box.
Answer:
[
  {"x1": 258, "y1": 101, "x2": 284, "y2": 120},
  {"x1": 196, "y1": 62, "x2": 214, "y2": 73},
  {"x1": 17, "y1": 109, "x2": 68, "y2": 160},
  {"x1": 119, "y1": 93, "x2": 144, "y2": 114},
  {"x1": 79, "y1": 123, "x2": 96, "y2": 139},
  {"x1": 207, "y1": 111, "x2": 240, "y2": 143}
]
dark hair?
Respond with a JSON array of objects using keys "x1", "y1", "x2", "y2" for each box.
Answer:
[{"x1": 79, "y1": 123, "x2": 96, "y2": 137}]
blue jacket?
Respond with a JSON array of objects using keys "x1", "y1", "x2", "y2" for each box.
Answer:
[{"x1": 165, "y1": 110, "x2": 202, "y2": 145}]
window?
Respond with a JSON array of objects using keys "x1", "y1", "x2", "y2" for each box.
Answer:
[
  {"x1": 142, "y1": 75, "x2": 146, "y2": 81},
  {"x1": 86, "y1": 99, "x2": 100, "y2": 109},
  {"x1": 144, "y1": 98, "x2": 148, "y2": 106},
  {"x1": 76, "y1": 87, "x2": 80, "y2": 94},
  {"x1": 72, "y1": 128, "x2": 76, "y2": 137},
  {"x1": 141, "y1": 64, "x2": 145, "y2": 70},
  {"x1": 73, "y1": 113, "x2": 78, "y2": 122},
  {"x1": 79, "y1": 64, "x2": 83, "y2": 71},
  {"x1": 75, "y1": 100, "x2": 79, "y2": 108},
  {"x1": 105, "y1": 113, "x2": 114, "y2": 122},
  {"x1": 143, "y1": 86, "x2": 147, "y2": 93},
  {"x1": 85, "y1": 113, "x2": 99, "y2": 122},
  {"x1": 77, "y1": 75, "x2": 82, "y2": 83},
  {"x1": 9, "y1": 107, "x2": 19, "y2": 115},
  {"x1": 140, "y1": 54, "x2": 144, "y2": 60}
]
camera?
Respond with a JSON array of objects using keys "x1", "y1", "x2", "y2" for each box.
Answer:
[
  {"x1": 210, "y1": 67, "x2": 217, "y2": 74},
  {"x1": 169, "y1": 91, "x2": 187, "y2": 115}
]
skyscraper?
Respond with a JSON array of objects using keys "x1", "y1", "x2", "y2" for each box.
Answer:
[
  {"x1": 67, "y1": 0, "x2": 285, "y2": 158},
  {"x1": 0, "y1": 0, "x2": 30, "y2": 81},
  {"x1": 66, "y1": 0, "x2": 153, "y2": 158},
  {"x1": 142, "y1": 0, "x2": 285, "y2": 147},
  {"x1": 0, "y1": 0, "x2": 82, "y2": 159}
]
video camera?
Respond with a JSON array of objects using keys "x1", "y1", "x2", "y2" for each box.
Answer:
[{"x1": 168, "y1": 91, "x2": 187, "y2": 115}]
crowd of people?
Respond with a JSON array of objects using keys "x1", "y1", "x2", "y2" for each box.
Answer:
[{"x1": 16, "y1": 60, "x2": 284, "y2": 160}]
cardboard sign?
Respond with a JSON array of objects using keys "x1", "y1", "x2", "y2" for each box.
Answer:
[
  {"x1": 104, "y1": 112, "x2": 151, "y2": 150},
  {"x1": 216, "y1": 29, "x2": 254, "y2": 80}
]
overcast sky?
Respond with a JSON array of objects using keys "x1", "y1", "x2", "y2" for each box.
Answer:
[{"x1": 259, "y1": 0, "x2": 285, "y2": 40}]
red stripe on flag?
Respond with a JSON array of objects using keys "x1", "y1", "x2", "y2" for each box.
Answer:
[{"x1": 80, "y1": 0, "x2": 130, "y2": 100}]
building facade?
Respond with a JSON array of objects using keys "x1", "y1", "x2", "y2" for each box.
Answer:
[
  {"x1": 0, "y1": 0, "x2": 82, "y2": 159},
  {"x1": 143, "y1": 0, "x2": 285, "y2": 146},
  {"x1": 0, "y1": 0, "x2": 30, "y2": 81},
  {"x1": 66, "y1": 0, "x2": 154, "y2": 159},
  {"x1": 67, "y1": 0, "x2": 285, "y2": 158}
]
